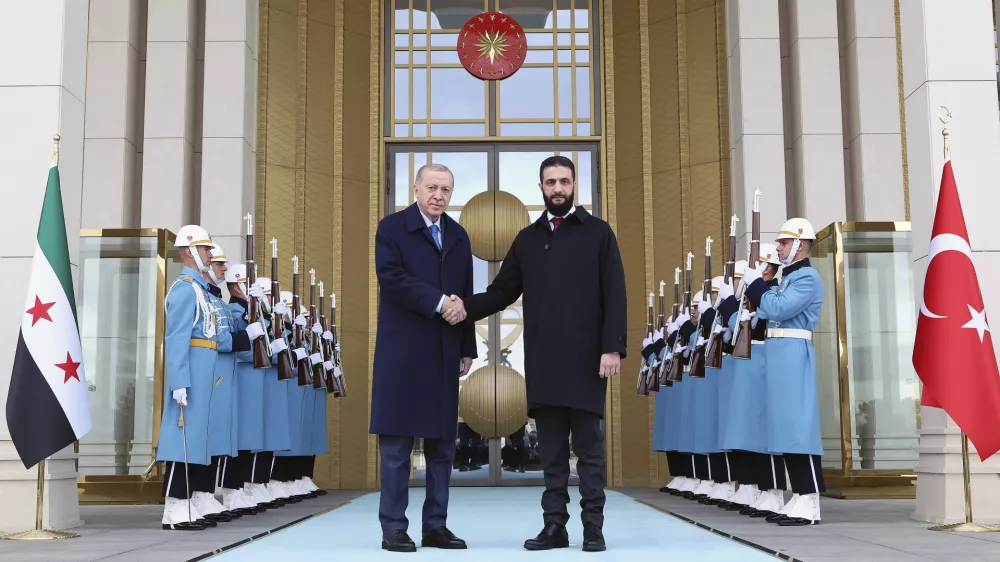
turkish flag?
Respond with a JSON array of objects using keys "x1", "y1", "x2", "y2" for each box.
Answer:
[{"x1": 913, "y1": 160, "x2": 1000, "y2": 460}]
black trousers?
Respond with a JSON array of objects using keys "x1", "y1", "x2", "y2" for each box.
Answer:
[
  {"x1": 215, "y1": 455, "x2": 243, "y2": 490},
  {"x1": 534, "y1": 406, "x2": 606, "y2": 528},
  {"x1": 228, "y1": 450, "x2": 275, "y2": 485},
  {"x1": 784, "y1": 453, "x2": 825, "y2": 494},
  {"x1": 709, "y1": 453, "x2": 731, "y2": 483},
  {"x1": 692, "y1": 454, "x2": 709, "y2": 480},
  {"x1": 757, "y1": 454, "x2": 788, "y2": 491},
  {"x1": 162, "y1": 461, "x2": 215, "y2": 499}
]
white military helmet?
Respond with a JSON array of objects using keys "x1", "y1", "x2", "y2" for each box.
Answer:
[
  {"x1": 300, "y1": 305, "x2": 309, "y2": 317},
  {"x1": 174, "y1": 225, "x2": 213, "y2": 272},
  {"x1": 733, "y1": 260, "x2": 748, "y2": 278},
  {"x1": 759, "y1": 242, "x2": 782, "y2": 266},
  {"x1": 693, "y1": 290, "x2": 704, "y2": 303},
  {"x1": 225, "y1": 263, "x2": 247, "y2": 284},
  {"x1": 711, "y1": 276, "x2": 723, "y2": 292},
  {"x1": 210, "y1": 244, "x2": 228, "y2": 263},
  {"x1": 775, "y1": 218, "x2": 816, "y2": 265},
  {"x1": 280, "y1": 290, "x2": 294, "y2": 307},
  {"x1": 256, "y1": 276, "x2": 272, "y2": 295}
]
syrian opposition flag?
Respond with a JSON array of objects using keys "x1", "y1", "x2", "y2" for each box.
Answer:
[
  {"x1": 5, "y1": 158, "x2": 91, "y2": 469},
  {"x1": 912, "y1": 158, "x2": 1000, "y2": 461}
]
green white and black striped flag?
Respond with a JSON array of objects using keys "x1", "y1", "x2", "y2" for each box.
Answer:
[{"x1": 5, "y1": 154, "x2": 91, "y2": 469}]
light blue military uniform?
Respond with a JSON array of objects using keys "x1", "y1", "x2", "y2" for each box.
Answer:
[
  {"x1": 229, "y1": 299, "x2": 265, "y2": 452},
  {"x1": 207, "y1": 287, "x2": 240, "y2": 459},
  {"x1": 276, "y1": 327, "x2": 308, "y2": 457},
  {"x1": 157, "y1": 266, "x2": 219, "y2": 466},
  {"x1": 693, "y1": 333, "x2": 721, "y2": 455},
  {"x1": 755, "y1": 261, "x2": 824, "y2": 456},
  {"x1": 312, "y1": 384, "x2": 329, "y2": 455},
  {"x1": 676, "y1": 333, "x2": 698, "y2": 455},
  {"x1": 651, "y1": 344, "x2": 670, "y2": 452},
  {"x1": 720, "y1": 311, "x2": 769, "y2": 453}
]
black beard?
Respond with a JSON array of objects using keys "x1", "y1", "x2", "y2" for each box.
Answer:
[{"x1": 543, "y1": 191, "x2": 575, "y2": 217}]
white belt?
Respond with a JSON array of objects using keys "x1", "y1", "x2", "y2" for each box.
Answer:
[
  {"x1": 751, "y1": 340, "x2": 765, "y2": 346},
  {"x1": 767, "y1": 328, "x2": 812, "y2": 340}
]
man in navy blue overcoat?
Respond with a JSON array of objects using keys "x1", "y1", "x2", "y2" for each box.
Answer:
[{"x1": 370, "y1": 163, "x2": 477, "y2": 552}]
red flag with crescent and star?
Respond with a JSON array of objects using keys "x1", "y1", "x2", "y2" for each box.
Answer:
[{"x1": 913, "y1": 159, "x2": 1000, "y2": 461}]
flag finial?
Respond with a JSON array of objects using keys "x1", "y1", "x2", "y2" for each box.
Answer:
[
  {"x1": 52, "y1": 134, "x2": 60, "y2": 165},
  {"x1": 939, "y1": 106, "x2": 952, "y2": 160}
]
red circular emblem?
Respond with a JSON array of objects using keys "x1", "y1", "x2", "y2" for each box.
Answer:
[{"x1": 457, "y1": 12, "x2": 527, "y2": 81}]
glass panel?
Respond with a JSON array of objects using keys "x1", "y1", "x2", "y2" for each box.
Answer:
[
  {"x1": 430, "y1": 50, "x2": 460, "y2": 64},
  {"x1": 577, "y1": 122, "x2": 591, "y2": 136},
  {"x1": 525, "y1": 32, "x2": 554, "y2": 47},
  {"x1": 500, "y1": 122, "x2": 555, "y2": 136},
  {"x1": 499, "y1": 0, "x2": 555, "y2": 29},
  {"x1": 413, "y1": 50, "x2": 428, "y2": 65},
  {"x1": 557, "y1": 49, "x2": 572, "y2": 63},
  {"x1": 525, "y1": 50, "x2": 554, "y2": 64},
  {"x1": 413, "y1": 123, "x2": 428, "y2": 137},
  {"x1": 812, "y1": 233, "x2": 843, "y2": 470},
  {"x1": 559, "y1": 123, "x2": 573, "y2": 136},
  {"x1": 412, "y1": 69, "x2": 427, "y2": 119},
  {"x1": 576, "y1": 67, "x2": 591, "y2": 119},
  {"x1": 558, "y1": 67, "x2": 572, "y2": 119},
  {"x1": 500, "y1": 67, "x2": 554, "y2": 119},
  {"x1": 394, "y1": 68, "x2": 409, "y2": 120},
  {"x1": 431, "y1": 33, "x2": 458, "y2": 47},
  {"x1": 575, "y1": 49, "x2": 589, "y2": 64},
  {"x1": 413, "y1": 33, "x2": 427, "y2": 47},
  {"x1": 393, "y1": 0, "x2": 410, "y2": 30},
  {"x1": 430, "y1": 123, "x2": 487, "y2": 137},
  {"x1": 558, "y1": 32, "x2": 572, "y2": 46},
  {"x1": 843, "y1": 231, "x2": 919, "y2": 471},
  {"x1": 430, "y1": 68, "x2": 486, "y2": 120},
  {"x1": 555, "y1": 0, "x2": 574, "y2": 28},
  {"x1": 78, "y1": 235, "x2": 183, "y2": 476},
  {"x1": 394, "y1": 50, "x2": 409, "y2": 64},
  {"x1": 395, "y1": 33, "x2": 409, "y2": 47},
  {"x1": 575, "y1": 32, "x2": 590, "y2": 46},
  {"x1": 498, "y1": 149, "x2": 595, "y2": 219}
]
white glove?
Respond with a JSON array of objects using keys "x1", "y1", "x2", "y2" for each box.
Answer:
[
  {"x1": 324, "y1": 360, "x2": 334, "y2": 371},
  {"x1": 248, "y1": 283, "x2": 265, "y2": 300},
  {"x1": 333, "y1": 366, "x2": 343, "y2": 378},
  {"x1": 335, "y1": 343, "x2": 341, "y2": 353},
  {"x1": 294, "y1": 314, "x2": 307, "y2": 327},
  {"x1": 739, "y1": 309, "x2": 752, "y2": 323},
  {"x1": 653, "y1": 329, "x2": 664, "y2": 341},
  {"x1": 712, "y1": 323, "x2": 724, "y2": 335},
  {"x1": 696, "y1": 336, "x2": 707, "y2": 348},
  {"x1": 742, "y1": 263, "x2": 763, "y2": 288},
  {"x1": 750, "y1": 312, "x2": 760, "y2": 328},
  {"x1": 273, "y1": 301, "x2": 288, "y2": 317},
  {"x1": 309, "y1": 352, "x2": 323, "y2": 364},
  {"x1": 682, "y1": 347, "x2": 691, "y2": 358},
  {"x1": 642, "y1": 334, "x2": 653, "y2": 348},
  {"x1": 294, "y1": 348, "x2": 308, "y2": 361},
  {"x1": 323, "y1": 330, "x2": 334, "y2": 341},
  {"x1": 271, "y1": 337, "x2": 288, "y2": 354},
  {"x1": 718, "y1": 279, "x2": 734, "y2": 301},
  {"x1": 172, "y1": 388, "x2": 188, "y2": 407},
  {"x1": 675, "y1": 312, "x2": 690, "y2": 326},
  {"x1": 723, "y1": 328, "x2": 733, "y2": 343},
  {"x1": 245, "y1": 321, "x2": 265, "y2": 341},
  {"x1": 667, "y1": 321, "x2": 679, "y2": 335},
  {"x1": 311, "y1": 322, "x2": 322, "y2": 334},
  {"x1": 697, "y1": 298, "x2": 711, "y2": 315}
]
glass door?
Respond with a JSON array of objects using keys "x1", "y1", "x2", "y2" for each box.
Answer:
[{"x1": 386, "y1": 142, "x2": 599, "y2": 486}]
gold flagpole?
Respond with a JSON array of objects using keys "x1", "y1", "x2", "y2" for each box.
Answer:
[
  {"x1": 2, "y1": 135, "x2": 79, "y2": 541},
  {"x1": 927, "y1": 109, "x2": 997, "y2": 533}
]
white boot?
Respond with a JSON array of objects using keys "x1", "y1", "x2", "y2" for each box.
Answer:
[
  {"x1": 302, "y1": 476, "x2": 319, "y2": 492},
  {"x1": 712, "y1": 481, "x2": 736, "y2": 501},
  {"x1": 753, "y1": 489, "x2": 785, "y2": 513},
  {"x1": 680, "y1": 478, "x2": 700, "y2": 493},
  {"x1": 692, "y1": 479, "x2": 715, "y2": 497},
  {"x1": 667, "y1": 476, "x2": 686, "y2": 490},
  {"x1": 779, "y1": 493, "x2": 820, "y2": 525},
  {"x1": 291, "y1": 478, "x2": 311, "y2": 495},
  {"x1": 777, "y1": 493, "x2": 800, "y2": 516},
  {"x1": 222, "y1": 488, "x2": 255, "y2": 512},
  {"x1": 192, "y1": 491, "x2": 228, "y2": 516},
  {"x1": 247, "y1": 483, "x2": 274, "y2": 506},
  {"x1": 731, "y1": 484, "x2": 760, "y2": 506},
  {"x1": 162, "y1": 497, "x2": 202, "y2": 528},
  {"x1": 235, "y1": 488, "x2": 258, "y2": 509}
]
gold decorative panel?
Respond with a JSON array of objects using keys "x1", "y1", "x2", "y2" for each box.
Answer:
[
  {"x1": 459, "y1": 365, "x2": 528, "y2": 438},
  {"x1": 460, "y1": 190, "x2": 530, "y2": 261}
]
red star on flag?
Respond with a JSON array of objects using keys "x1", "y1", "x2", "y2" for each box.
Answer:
[
  {"x1": 26, "y1": 296, "x2": 55, "y2": 326},
  {"x1": 55, "y1": 352, "x2": 81, "y2": 383}
]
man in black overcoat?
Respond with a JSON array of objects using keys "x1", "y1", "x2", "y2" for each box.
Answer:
[
  {"x1": 370, "y1": 163, "x2": 477, "y2": 552},
  {"x1": 445, "y1": 155, "x2": 627, "y2": 552}
]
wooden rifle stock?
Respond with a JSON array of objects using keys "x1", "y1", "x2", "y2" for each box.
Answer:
[
  {"x1": 330, "y1": 300, "x2": 346, "y2": 397},
  {"x1": 271, "y1": 257, "x2": 295, "y2": 381},
  {"x1": 707, "y1": 219, "x2": 738, "y2": 369},
  {"x1": 309, "y1": 281, "x2": 326, "y2": 389},
  {"x1": 319, "y1": 293, "x2": 338, "y2": 395},
  {"x1": 732, "y1": 197, "x2": 761, "y2": 360},
  {"x1": 245, "y1": 226, "x2": 272, "y2": 369},
  {"x1": 292, "y1": 271, "x2": 313, "y2": 386},
  {"x1": 648, "y1": 292, "x2": 665, "y2": 392},
  {"x1": 659, "y1": 278, "x2": 682, "y2": 386},
  {"x1": 688, "y1": 245, "x2": 712, "y2": 379},
  {"x1": 637, "y1": 300, "x2": 654, "y2": 396},
  {"x1": 666, "y1": 265, "x2": 694, "y2": 383}
]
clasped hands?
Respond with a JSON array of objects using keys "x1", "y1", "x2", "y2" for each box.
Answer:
[{"x1": 440, "y1": 294, "x2": 467, "y2": 325}]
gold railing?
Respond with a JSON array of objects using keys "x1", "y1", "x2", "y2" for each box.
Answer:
[
  {"x1": 813, "y1": 222, "x2": 918, "y2": 498},
  {"x1": 75, "y1": 229, "x2": 180, "y2": 504}
]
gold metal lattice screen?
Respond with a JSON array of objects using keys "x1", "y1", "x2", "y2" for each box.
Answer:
[{"x1": 389, "y1": 0, "x2": 597, "y2": 138}]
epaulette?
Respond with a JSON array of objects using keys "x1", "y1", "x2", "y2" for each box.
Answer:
[{"x1": 180, "y1": 275, "x2": 194, "y2": 283}]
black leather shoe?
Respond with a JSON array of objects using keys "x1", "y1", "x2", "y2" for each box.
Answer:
[
  {"x1": 315, "y1": 489, "x2": 328, "y2": 496},
  {"x1": 203, "y1": 512, "x2": 232, "y2": 523},
  {"x1": 724, "y1": 502, "x2": 745, "y2": 512},
  {"x1": 765, "y1": 513, "x2": 787, "y2": 523},
  {"x1": 738, "y1": 505, "x2": 756, "y2": 515},
  {"x1": 162, "y1": 521, "x2": 206, "y2": 531},
  {"x1": 524, "y1": 522, "x2": 569, "y2": 551},
  {"x1": 382, "y1": 530, "x2": 417, "y2": 553},
  {"x1": 582, "y1": 524, "x2": 606, "y2": 552},
  {"x1": 421, "y1": 526, "x2": 467, "y2": 549},
  {"x1": 748, "y1": 509, "x2": 774, "y2": 518},
  {"x1": 196, "y1": 518, "x2": 218, "y2": 527},
  {"x1": 777, "y1": 517, "x2": 818, "y2": 527}
]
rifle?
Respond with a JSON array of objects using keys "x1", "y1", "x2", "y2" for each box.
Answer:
[
  {"x1": 319, "y1": 282, "x2": 338, "y2": 395},
  {"x1": 688, "y1": 236, "x2": 713, "y2": 378},
  {"x1": 270, "y1": 238, "x2": 295, "y2": 380},
  {"x1": 731, "y1": 188, "x2": 762, "y2": 360},
  {"x1": 245, "y1": 214, "x2": 272, "y2": 369},
  {"x1": 637, "y1": 292, "x2": 654, "y2": 396},
  {"x1": 666, "y1": 252, "x2": 694, "y2": 383},
  {"x1": 647, "y1": 280, "x2": 666, "y2": 392},
  {"x1": 292, "y1": 256, "x2": 314, "y2": 386},
  {"x1": 706, "y1": 215, "x2": 739, "y2": 369},
  {"x1": 330, "y1": 292, "x2": 346, "y2": 397},
  {"x1": 658, "y1": 267, "x2": 681, "y2": 386},
  {"x1": 309, "y1": 269, "x2": 327, "y2": 389}
]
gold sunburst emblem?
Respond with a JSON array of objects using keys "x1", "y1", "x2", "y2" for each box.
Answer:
[{"x1": 475, "y1": 29, "x2": 509, "y2": 65}]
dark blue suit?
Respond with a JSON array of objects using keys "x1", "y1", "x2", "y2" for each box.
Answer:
[{"x1": 371, "y1": 203, "x2": 477, "y2": 533}]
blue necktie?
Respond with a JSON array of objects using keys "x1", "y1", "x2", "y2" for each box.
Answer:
[{"x1": 430, "y1": 224, "x2": 442, "y2": 249}]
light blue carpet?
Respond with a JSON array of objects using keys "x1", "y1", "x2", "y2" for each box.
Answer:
[{"x1": 209, "y1": 487, "x2": 775, "y2": 561}]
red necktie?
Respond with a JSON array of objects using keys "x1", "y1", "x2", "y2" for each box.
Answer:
[{"x1": 551, "y1": 217, "x2": 563, "y2": 231}]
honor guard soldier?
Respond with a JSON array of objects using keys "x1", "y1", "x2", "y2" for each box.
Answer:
[
  {"x1": 700, "y1": 276, "x2": 738, "y2": 506},
  {"x1": 206, "y1": 246, "x2": 267, "y2": 517},
  {"x1": 742, "y1": 218, "x2": 825, "y2": 526},
  {"x1": 272, "y1": 304, "x2": 312, "y2": 502},
  {"x1": 690, "y1": 290, "x2": 722, "y2": 501},
  {"x1": 660, "y1": 315, "x2": 688, "y2": 494},
  {"x1": 158, "y1": 225, "x2": 221, "y2": 530},
  {"x1": 676, "y1": 292, "x2": 710, "y2": 498},
  {"x1": 712, "y1": 266, "x2": 742, "y2": 509}
]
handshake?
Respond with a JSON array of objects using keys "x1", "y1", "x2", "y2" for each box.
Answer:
[{"x1": 440, "y1": 295, "x2": 467, "y2": 325}]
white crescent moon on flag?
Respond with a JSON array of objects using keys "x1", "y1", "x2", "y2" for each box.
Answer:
[{"x1": 921, "y1": 233, "x2": 973, "y2": 319}]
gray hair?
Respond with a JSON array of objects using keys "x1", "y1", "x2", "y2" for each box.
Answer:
[{"x1": 414, "y1": 163, "x2": 453, "y2": 185}]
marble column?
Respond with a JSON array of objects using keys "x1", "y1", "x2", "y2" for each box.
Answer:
[
  {"x1": 140, "y1": 0, "x2": 200, "y2": 229},
  {"x1": 726, "y1": 0, "x2": 787, "y2": 246},
  {"x1": 199, "y1": 0, "x2": 257, "y2": 260},
  {"x1": 783, "y1": 0, "x2": 847, "y2": 227},
  {"x1": 902, "y1": 0, "x2": 1000, "y2": 525},
  {"x1": 0, "y1": 0, "x2": 89, "y2": 533}
]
